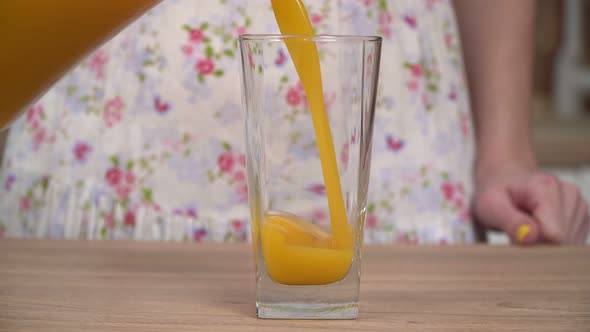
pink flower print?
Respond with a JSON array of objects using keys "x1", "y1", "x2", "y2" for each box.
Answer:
[
  {"x1": 186, "y1": 208, "x2": 197, "y2": 218},
  {"x1": 421, "y1": 93, "x2": 430, "y2": 107},
  {"x1": 235, "y1": 25, "x2": 247, "y2": 36},
  {"x1": 181, "y1": 44, "x2": 194, "y2": 56},
  {"x1": 290, "y1": 81, "x2": 309, "y2": 105},
  {"x1": 103, "y1": 97, "x2": 124, "y2": 127},
  {"x1": 154, "y1": 96, "x2": 170, "y2": 114},
  {"x1": 382, "y1": 26, "x2": 392, "y2": 39},
  {"x1": 351, "y1": 131, "x2": 358, "y2": 144},
  {"x1": 105, "y1": 167, "x2": 123, "y2": 187},
  {"x1": 143, "y1": 203, "x2": 162, "y2": 212},
  {"x1": 444, "y1": 33, "x2": 453, "y2": 48},
  {"x1": 456, "y1": 182, "x2": 465, "y2": 195},
  {"x1": 340, "y1": 143, "x2": 349, "y2": 169},
  {"x1": 403, "y1": 15, "x2": 417, "y2": 28},
  {"x1": 454, "y1": 198, "x2": 464, "y2": 209},
  {"x1": 361, "y1": 0, "x2": 372, "y2": 6},
  {"x1": 238, "y1": 154, "x2": 246, "y2": 166},
  {"x1": 296, "y1": 81, "x2": 305, "y2": 91},
  {"x1": 286, "y1": 87, "x2": 302, "y2": 106},
  {"x1": 32, "y1": 128, "x2": 46, "y2": 150},
  {"x1": 89, "y1": 50, "x2": 108, "y2": 80},
  {"x1": 459, "y1": 208, "x2": 471, "y2": 223},
  {"x1": 439, "y1": 238, "x2": 448, "y2": 245},
  {"x1": 248, "y1": 52, "x2": 255, "y2": 68},
  {"x1": 194, "y1": 228, "x2": 207, "y2": 241},
  {"x1": 124, "y1": 211, "x2": 136, "y2": 226},
  {"x1": 217, "y1": 152, "x2": 235, "y2": 173},
  {"x1": 233, "y1": 170, "x2": 246, "y2": 183},
  {"x1": 125, "y1": 171, "x2": 136, "y2": 186},
  {"x1": 103, "y1": 110, "x2": 122, "y2": 127},
  {"x1": 406, "y1": 79, "x2": 419, "y2": 92},
  {"x1": 410, "y1": 64, "x2": 422, "y2": 78},
  {"x1": 19, "y1": 196, "x2": 30, "y2": 211},
  {"x1": 378, "y1": 12, "x2": 392, "y2": 25},
  {"x1": 397, "y1": 233, "x2": 418, "y2": 244},
  {"x1": 386, "y1": 135, "x2": 404, "y2": 152},
  {"x1": 116, "y1": 185, "x2": 132, "y2": 199},
  {"x1": 109, "y1": 170, "x2": 136, "y2": 198},
  {"x1": 4, "y1": 175, "x2": 15, "y2": 191},
  {"x1": 275, "y1": 49, "x2": 287, "y2": 66},
  {"x1": 232, "y1": 220, "x2": 243, "y2": 232},
  {"x1": 310, "y1": 209, "x2": 327, "y2": 222},
  {"x1": 426, "y1": 0, "x2": 436, "y2": 10},
  {"x1": 236, "y1": 182, "x2": 248, "y2": 202},
  {"x1": 104, "y1": 214, "x2": 115, "y2": 229},
  {"x1": 105, "y1": 97, "x2": 123, "y2": 111},
  {"x1": 307, "y1": 184, "x2": 326, "y2": 196},
  {"x1": 195, "y1": 58, "x2": 215, "y2": 75},
  {"x1": 73, "y1": 142, "x2": 92, "y2": 162},
  {"x1": 189, "y1": 28, "x2": 204, "y2": 43},
  {"x1": 460, "y1": 112, "x2": 470, "y2": 137},
  {"x1": 448, "y1": 86, "x2": 458, "y2": 101},
  {"x1": 26, "y1": 105, "x2": 43, "y2": 123},
  {"x1": 366, "y1": 214, "x2": 378, "y2": 229},
  {"x1": 310, "y1": 14, "x2": 323, "y2": 25},
  {"x1": 323, "y1": 92, "x2": 337, "y2": 111},
  {"x1": 441, "y1": 181, "x2": 454, "y2": 201}
]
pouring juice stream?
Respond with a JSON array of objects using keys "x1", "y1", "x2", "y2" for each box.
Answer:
[{"x1": 259, "y1": 0, "x2": 354, "y2": 285}]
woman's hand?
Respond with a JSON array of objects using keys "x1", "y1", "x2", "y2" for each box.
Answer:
[
  {"x1": 452, "y1": 0, "x2": 589, "y2": 243},
  {"x1": 473, "y1": 163, "x2": 590, "y2": 244}
]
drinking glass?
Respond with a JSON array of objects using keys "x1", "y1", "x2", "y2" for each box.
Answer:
[{"x1": 239, "y1": 34, "x2": 382, "y2": 319}]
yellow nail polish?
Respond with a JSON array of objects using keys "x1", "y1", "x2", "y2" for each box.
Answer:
[{"x1": 516, "y1": 224, "x2": 531, "y2": 243}]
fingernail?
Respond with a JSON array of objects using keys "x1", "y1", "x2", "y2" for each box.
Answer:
[{"x1": 516, "y1": 224, "x2": 531, "y2": 243}]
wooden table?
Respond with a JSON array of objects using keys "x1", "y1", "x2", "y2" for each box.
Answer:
[{"x1": 0, "y1": 240, "x2": 588, "y2": 331}]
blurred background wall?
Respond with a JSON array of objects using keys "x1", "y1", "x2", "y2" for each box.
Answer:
[{"x1": 532, "y1": 0, "x2": 590, "y2": 165}]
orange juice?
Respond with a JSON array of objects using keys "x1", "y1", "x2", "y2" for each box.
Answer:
[
  {"x1": 261, "y1": 0, "x2": 354, "y2": 286},
  {"x1": 262, "y1": 212, "x2": 353, "y2": 285},
  {"x1": 0, "y1": 0, "x2": 160, "y2": 128}
]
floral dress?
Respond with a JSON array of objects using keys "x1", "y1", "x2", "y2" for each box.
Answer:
[{"x1": 0, "y1": 0, "x2": 475, "y2": 244}]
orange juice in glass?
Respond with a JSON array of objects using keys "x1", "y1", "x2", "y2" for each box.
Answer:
[{"x1": 239, "y1": 34, "x2": 382, "y2": 319}]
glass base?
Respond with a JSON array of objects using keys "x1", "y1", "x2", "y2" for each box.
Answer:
[
  {"x1": 255, "y1": 256, "x2": 361, "y2": 319},
  {"x1": 257, "y1": 302, "x2": 358, "y2": 319}
]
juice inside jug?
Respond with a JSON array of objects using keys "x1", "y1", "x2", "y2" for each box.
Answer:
[{"x1": 0, "y1": 0, "x2": 160, "y2": 128}]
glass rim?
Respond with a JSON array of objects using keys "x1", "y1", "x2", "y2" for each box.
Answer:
[{"x1": 238, "y1": 34, "x2": 382, "y2": 43}]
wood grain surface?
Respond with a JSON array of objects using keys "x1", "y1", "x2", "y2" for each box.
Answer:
[{"x1": 0, "y1": 240, "x2": 588, "y2": 331}]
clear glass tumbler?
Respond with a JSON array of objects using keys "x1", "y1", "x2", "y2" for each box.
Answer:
[{"x1": 239, "y1": 34, "x2": 382, "y2": 319}]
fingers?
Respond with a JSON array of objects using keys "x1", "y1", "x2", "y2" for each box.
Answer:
[
  {"x1": 509, "y1": 173, "x2": 589, "y2": 244},
  {"x1": 508, "y1": 174, "x2": 564, "y2": 243},
  {"x1": 561, "y1": 182, "x2": 583, "y2": 243},
  {"x1": 475, "y1": 170, "x2": 588, "y2": 245},
  {"x1": 561, "y1": 182, "x2": 579, "y2": 224},
  {"x1": 574, "y1": 199, "x2": 590, "y2": 244},
  {"x1": 474, "y1": 188, "x2": 540, "y2": 245}
]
